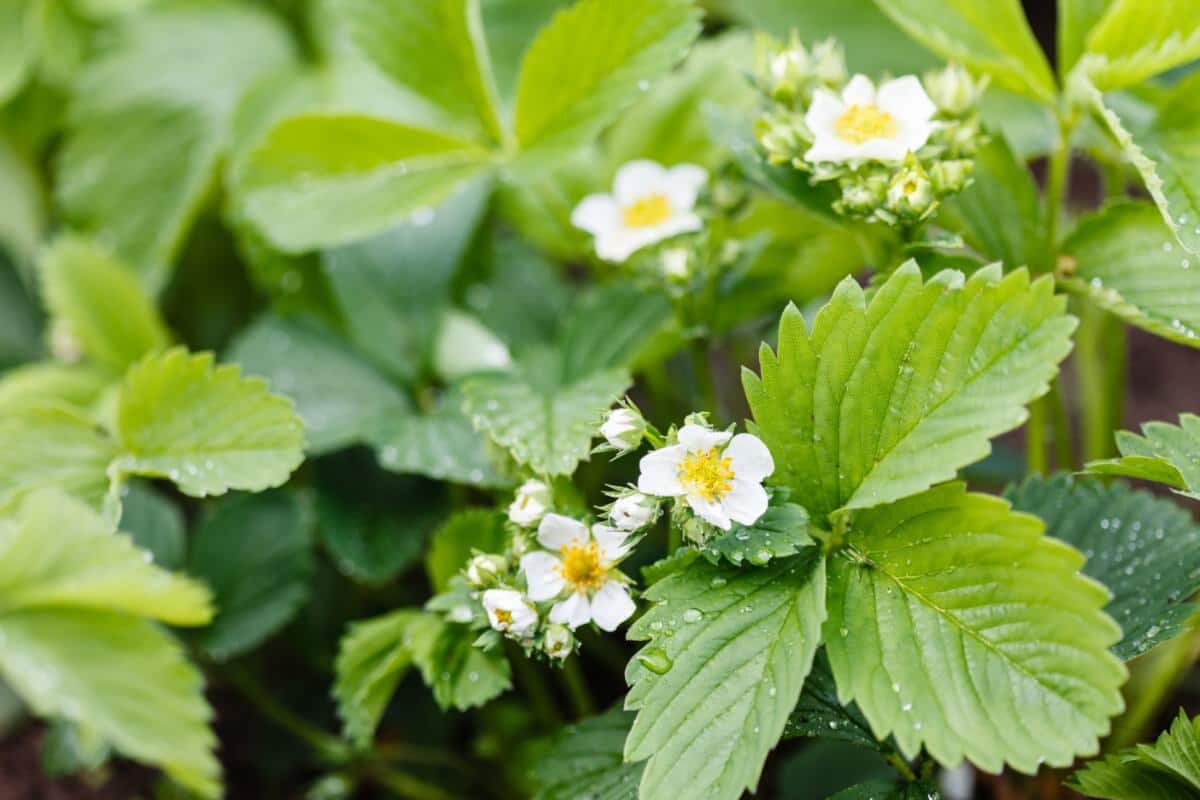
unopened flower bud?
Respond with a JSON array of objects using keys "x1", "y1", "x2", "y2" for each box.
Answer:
[
  {"x1": 929, "y1": 158, "x2": 974, "y2": 194},
  {"x1": 887, "y1": 160, "x2": 936, "y2": 219},
  {"x1": 755, "y1": 109, "x2": 809, "y2": 165},
  {"x1": 610, "y1": 492, "x2": 658, "y2": 531},
  {"x1": 923, "y1": 64, "x2": 985, "y2": 116},
  {"x1": 757, "y1": 32, "x2": 811, "y2": 102},
  {"x1": 810, "y1": 38, "x2": 846, "y2": 87},
  {"x1": 543, "y1": 624, "x2": 575, "y2": 660},
  {"x1": 465, "y1": 553, "x2": 506, "y2": 587},
  {"x1": 600, "y1": 408, "x2": 646, "y2": 452},
  {"x1": 508, "y1": 479, "x2": 551, "y2": 527},
  {"x1": 660, "y1": 248, "x2": 692, "y2": 281}
]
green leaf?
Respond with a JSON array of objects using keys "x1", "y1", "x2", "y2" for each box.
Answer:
[
  {"x1": 512, "y1": 0, "x2": 701, "y2": 157},
  {"x1": 0, "y1": 489, "x2": 218, "y2": 797},
  {"x1": 239, "y1": 113, "x2": 491, "y2": 252},
  {"x1": 1058, "y1": 0, "x2": 1112, "y2": 75},
  {"x1": 743, "y1": 263, "x2": 1075, "y2": 523},
  {"x1": 0, "y1": 133, "x2": 45, "y2": 277},
  {"x1": 873, "y1": 0, "x2": 1056, "y2": 104},
  {"x1": 113, "y1": 348, "x2": 305, "y2": 498},
  {"x1": 830, "y1": 779, "x2": 942, "y2": 800},
  {"x1": 228, "y1": 315, "x2": 410, "y2": 455},
  {"x1": 824, "y1": 483, "x2": 1126, "y2": 773},
  {"x1": 699, "y1": 495, "x2": 813, "y2": 567},
  {"x1": 333, "y1": 609, "x2": 420, "y2": 748},
  {"x1": 334, "y1": 0, "x2": 506, "y2": 145},
  {"x1": 1060, "y1": 202, "x2": 1200, "y2": 346},
  {"x1": 1006, "y1": 474, "x2": 1200, "y2": 660},
  {"x1": 937, "y1": 134, "x2": 1045, "y2": 269},
  {"x1": 0, "y1": 1, "x2": 35, "y2": 104},
  {"x1": 463, "y1": 357, "x2": 629, "y2": 476},
  {"x1": 1081, "y1": 0, "x2": 1200, "y2": 89},
  {"x1": 783, "y1": 651, "x2": 880, "y2": 753},
  {"x1": 0, "y1": 405, "x2": 117, "y2": 511},
  {"x1": 406, "y1": 612, "x2": 511, "y2": 710},
  {"x1": 426, "y1": 509, "x2": 508, "y2": 593},
  {"x1": 1087, "y1": 413, "x2": 1200, "y2": 500},
  {"x1": 625, "y1": 552, "x2": 826, "y2": 800},
  {"x1": 558, "y1": 283, "x2": 673, "y2": 381},
  {"x1": 116, "y1": 481, "x2": 185, "y2": 571},
  {"x1": 39, "y1": 236, "x2": 169, "y2": 371},
  {"x1": 1072, "y1": 711, "x2": 1200, "y2": 799},
  {"x1": 189, "y1": 490, "x2": 314, "y2": 660},
  {"x1": 0, "y1": 362, "x2": 111, "y2": 416},
  {"x1": 531, "y1": 706, "x2": 642, "y2": 800}
]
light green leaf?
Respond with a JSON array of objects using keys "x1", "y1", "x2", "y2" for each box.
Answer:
[
  {"x1": 0, "y1": 362, "x2": 111, "y2": 416},
  {"x1": 189, "y1": 490, "x2": 314, "y2": 660},
  {"x1": 1081, "y1": 0, "x2": 1200, "y2": 89},
  {"x1": 0, "y1": 133, "x2": 44, "y2": 277},
  {"x1": 698, "y1": 494, "x2": 812, "y2": 567},
  {"x1": 228, "y1": 315, "x2": 410, "y2": 455},
  {"x1": 625, "y1": 552, "x2": 826, "y2": 800},
  {"x1": 531, "y1": 706, "x2": 642, "y2": 800},
  {"x1": 825, "y1": 483, "x2": 1126, "y2": 773},
  {"x1": 1006, "y1": 473, "x2": 1200, "y2": 659},
  {"x1": 113, "y1": 348, "x2": 305, "y2": 498},
  {"x1": 239, "y1": 113, "x2": 491, "y2": 252},
  {"x1": 406, "y1": 612, "x2": 511, "y2": 710},
  {"x1": 433, "y1": 310, "x2": 513, "y2": 381},
  {"x1": 117, "y1": 480, "x2": 185, "y2": 571},
  {"x1": 335, "y1": 0, "x2": 506, "y2": 145},
  {"x1": 463, "y1": 357, "x2": 629, "y2": 476},
  {"x1": 743, "y1": 263, "x2": 1075, "y2": 523},
  {"x1": 873, "y1": 0, "x2": 1056, "y2": 104},
  {"x1": 0, "y1": 1, "x2": 35, "y2": 104},
  {"x1": 1087, "y1": 413, "x2": 1200, "y2": 500},
  {"x1": 1060, "y1": 202, "x2": 1200, "y2": 347},
  {"x1": 333, "y1": 609, "x2": 419, "y2": 747},
  {"x1": 512, "y1": 0, "x2": 701, "y2": 158},
  {"x1": 1072, "y1": 711, "x2": 1200, "y2": 799},
  {"x1": 426, "y1": 509, "x2": 508, "y2": 593},
  {"x1": 39, "y1": 236, "x2": 169, "y2": 372},
  {"x1": 0, "y1": 405, "x2": 117, "y2": 511},
  {"x1": 1058, "y1": 0, "x2": 1112, "y2": 75}
]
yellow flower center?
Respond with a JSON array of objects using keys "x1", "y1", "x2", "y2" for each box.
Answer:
[
  {"x1": 679, "y1": 447, "x2": 735, "y2": 502},
  {"x1": 621, "y1": 193, "x2": 673, "y2": 228},
  {"x1": 834, "y1": 103, "x2": 897, "y2": 144},
  {"x1": 559, "y1": 542, "x2": 606, "y2": 591},
  {"x1": 494, "y1": 608, "x2": 513, "y2": 627}
]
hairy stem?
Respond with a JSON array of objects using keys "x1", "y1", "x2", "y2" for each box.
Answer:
[
  {"x1": 1076, "y1": 302, "x2": 1127, "y2": 462},
  {"x1": 689, "y1": 337, "x2": 721, "y2": 422}
]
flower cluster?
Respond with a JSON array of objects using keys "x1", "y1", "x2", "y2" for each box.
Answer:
[{"x1": 753, "y1": 34, "x2": 986, "y2": 225}]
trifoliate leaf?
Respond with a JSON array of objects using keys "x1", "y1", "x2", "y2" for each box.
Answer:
[
  {"x1": 873, "y1": 0, "x2": 1056, "y2": 104},
  {"x1": 783, "y1": 651, "x2": 880, "y2": 753},
  {"x1": 113, "y1": 348, "x2": 305, "y2": 497},
  {"x1": 1087, "y1": 413, "x2": 1200, "y2": 500},
  {"x1": 531, "y1": 706, "x2": 642, "y2": 800},
  {"x1": 744, "y1": 263, "x2": 1074, "y2": 523},
  {"x1": 239, "y1": 113, "x2": 491, "y2": 252},
  {"x1": 39, "y1": 236, "x2": 169, "y2": 372},
  {"x1": 0, "y1": 405, "x2": 118, "y2": 511},
  {"x1": 333, "y1": 609, "x2": 420, "y2": 748},
  {"x1": 824, "y1": 483, "x2": 1127, "y2": 774},
  {"x1": 228, "y1": 315, "x2": 410, "y2": 455},
  {"x1": 117, "y1": 480, "x2": 185, "y2": 571},
  {"x1": 463, "y1": 355, "x2": 629, "y2": 476},
  {"x1": 699, "y1": 495, "x2": 812, "y2": 567},
  {"x1": 334, "y1": 0, "x2": 506, "y2": 145},
  {"x1": 559, "y1": 283, "x2": 673, "y2": 381},
  {"x1": 512, "y1": 0, "x2": 701, "y2": 158},
  {"x1": 1007, "y1": 474, "x2": 1200, "y2": 659},
  {"x1": 1060, "y1": 202, "x2": 1200, "y2": 347},
  {"x1": 188, "y1": 490, "x2": 314, "y2": 660},
  {"x1": 0, "y1": 489, "x2": 218, "y2": 797},
  {"x1": 406, "y1": 612, "x2": 511, "y2": 711},
  {"x1": 1072, "y1": 710, "x2": 1200, "y2": 799},
  {"x1": 426, "y1": 509, "x2": 508, "y2": 593},
  {"x1": 1081, "y1": 0, "x2": 1200, "y2": 90},
  {"x1": 625, "y1": 552, "x2": 826, "y2": 800}
]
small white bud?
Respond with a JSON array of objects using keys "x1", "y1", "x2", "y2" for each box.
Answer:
[
  {"x1": 465, "y1": 553, "x2": 506, "y2": 587},
  {"x1": 600, "y1": 408, "x2": 646, "y2": 452},
  {"x1": 543, "y1": 624, "x2": 575, "y2": 660},
  {"x1": 610, "y1": 492, "x2": 657, "y2": 531},
  {"x1": 660, "y1": 247, "x2": 692, "y2": 281},
  {"x1": 887, "y1": 160, "x2": 936, "y2": 219},
  {"x1": 49, "y1": 320, "x2": 84, "y2": 363},
  {"x1": 508, "y1": 479, "x2": 552, "y2": 527},
  {"x1": 923, "y1": 63, "x2": 985, "y2": 116}
]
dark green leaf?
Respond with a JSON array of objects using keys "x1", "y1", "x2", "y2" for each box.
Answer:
[
  {"x1": 426, "y1": 509, "x2": 508, "y2": 593},
  {"x1": 531, "y1": 706, "x2": 641, "y2": 800}
]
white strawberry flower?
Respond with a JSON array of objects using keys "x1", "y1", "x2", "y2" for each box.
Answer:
[
  {"x1": 571, "y1": 160, "x2": 708, "y2": 262},
  {"x1": 482, "y1": 589, "x2": 538, "y2": 638},
  {"x1": 610, "y1": 492, "x2": 657, "y2": 531},
  {"x1": 508, "y1": 479, "x2": 551, "y2": 527},
  {"x1": 599, "y1": 407, "x2": 646, "y2": 452},
  {"x1": 519, "y1": 514, "x2": 636, "y2": 632},
  {"x1": 804, "y1": 74, "x2": 936, "y2": 165},
  {"x1": 637, "y1": 423, "x2": 774, "y2": 531}
]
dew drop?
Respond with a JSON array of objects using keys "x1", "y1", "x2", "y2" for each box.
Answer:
[
  {"x1": 682, "y1": 608, "x2": 703, "y2": 623},
  {"x1": 638, "y1": 648, "x2": 673, "y2": 675}
]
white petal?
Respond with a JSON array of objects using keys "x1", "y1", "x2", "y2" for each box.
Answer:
[
  {"x1": 688, "y1": 493, "x2": 731, "y2": 530},
  {"x1": 510, "y1": 603, "x2": 539, "y2": 636},
  {"x1": 570, "y1": 194, "x2": 620, "y2": 236},
  {"x1": 725, "y1": 433, "x2": 774, "y2": 483},
  {"x1": 804, "y1": 88, "x2": 844, "y2": 138},
  {"x1": 592, "y1": 524, "x2": 633, "y2": 561},
  {"x1": 841, "y1": 74, "x2": 877, "y2": 106},
  {"x1": 876, "y1": 75, "x2": 937, "y2": 124},
  {"x1": 638, "y1": 445, "x2": 686, "y2": 496},
  {"x1": 613, "y1": 159, "x2": 668, "y2": 204},
  {"x1": 662, "y1": 164, "x2": 708, "y2": 211},
  {"x1": 537, "y1": 513, "x2": 589, "y2": 550},
  {"x1": 897, "y1": 117, "x2": 935, "y2": 152},
  {"x1": 851, "y1": 137, "x2": 910, "y2": 163},
  {"x1": 594, "y1": 230, "x2": 643, "y2": 262},
  {"x1": 520, "y1": 551, "x2": 566, "y2": 601},
  {"x1": 644, "y1": 212, "x2": 702, "y2": 243},
  {"x1": 591, "y1": 581, "x2": 636, "y2": 632},
  {"x1": 678, "y1": 423, "x2": 732, "y2": 451},
  {"x1": 550, "y1": 592, "x2": 593, "y2": 629},
  {"x1": 804, "y1": 135, "x2": 863, "y2": 165},
  {"x1": 723, "y1": 479, "x2": 770, "y2": 526}
]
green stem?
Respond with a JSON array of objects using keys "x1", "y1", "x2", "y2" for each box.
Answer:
[
  {"x1": 559, "y1": 657, "x2": 595, "y2": 719},
  {"x1": 221, "y1": 665, "x2": 350, "y2": 764},
  {"x1": 506, "y1": 644, "x2": 561, "y2": 729},
  {"x1": 1076, "y1": 302, "x2": 1127, "y2": 463},
  {"x1": 667, "y1": 521, "x2": 682, "y2": 554},
  {"x1": 1048, "y1": 377, "x2": 1075, "y2": 471},
  {"x1": 1107, "y1": 626, "x2": 1200, "y2": 751},
  {"x1": 689, "y1": 338, "x2": 721, "y2": 422},
  {"x1": 884, "y1": 752, "x2": 918, "y2": 783},
  {"x1": 365, "y1": 763, "x2": 458, "y2": 800},
  {"x1": 1026, "y1": 396, "x2": 1048, "y2": 475},
  {"x1": 1043, "y1": 116, "x2": 1076, "y2": 269}
]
